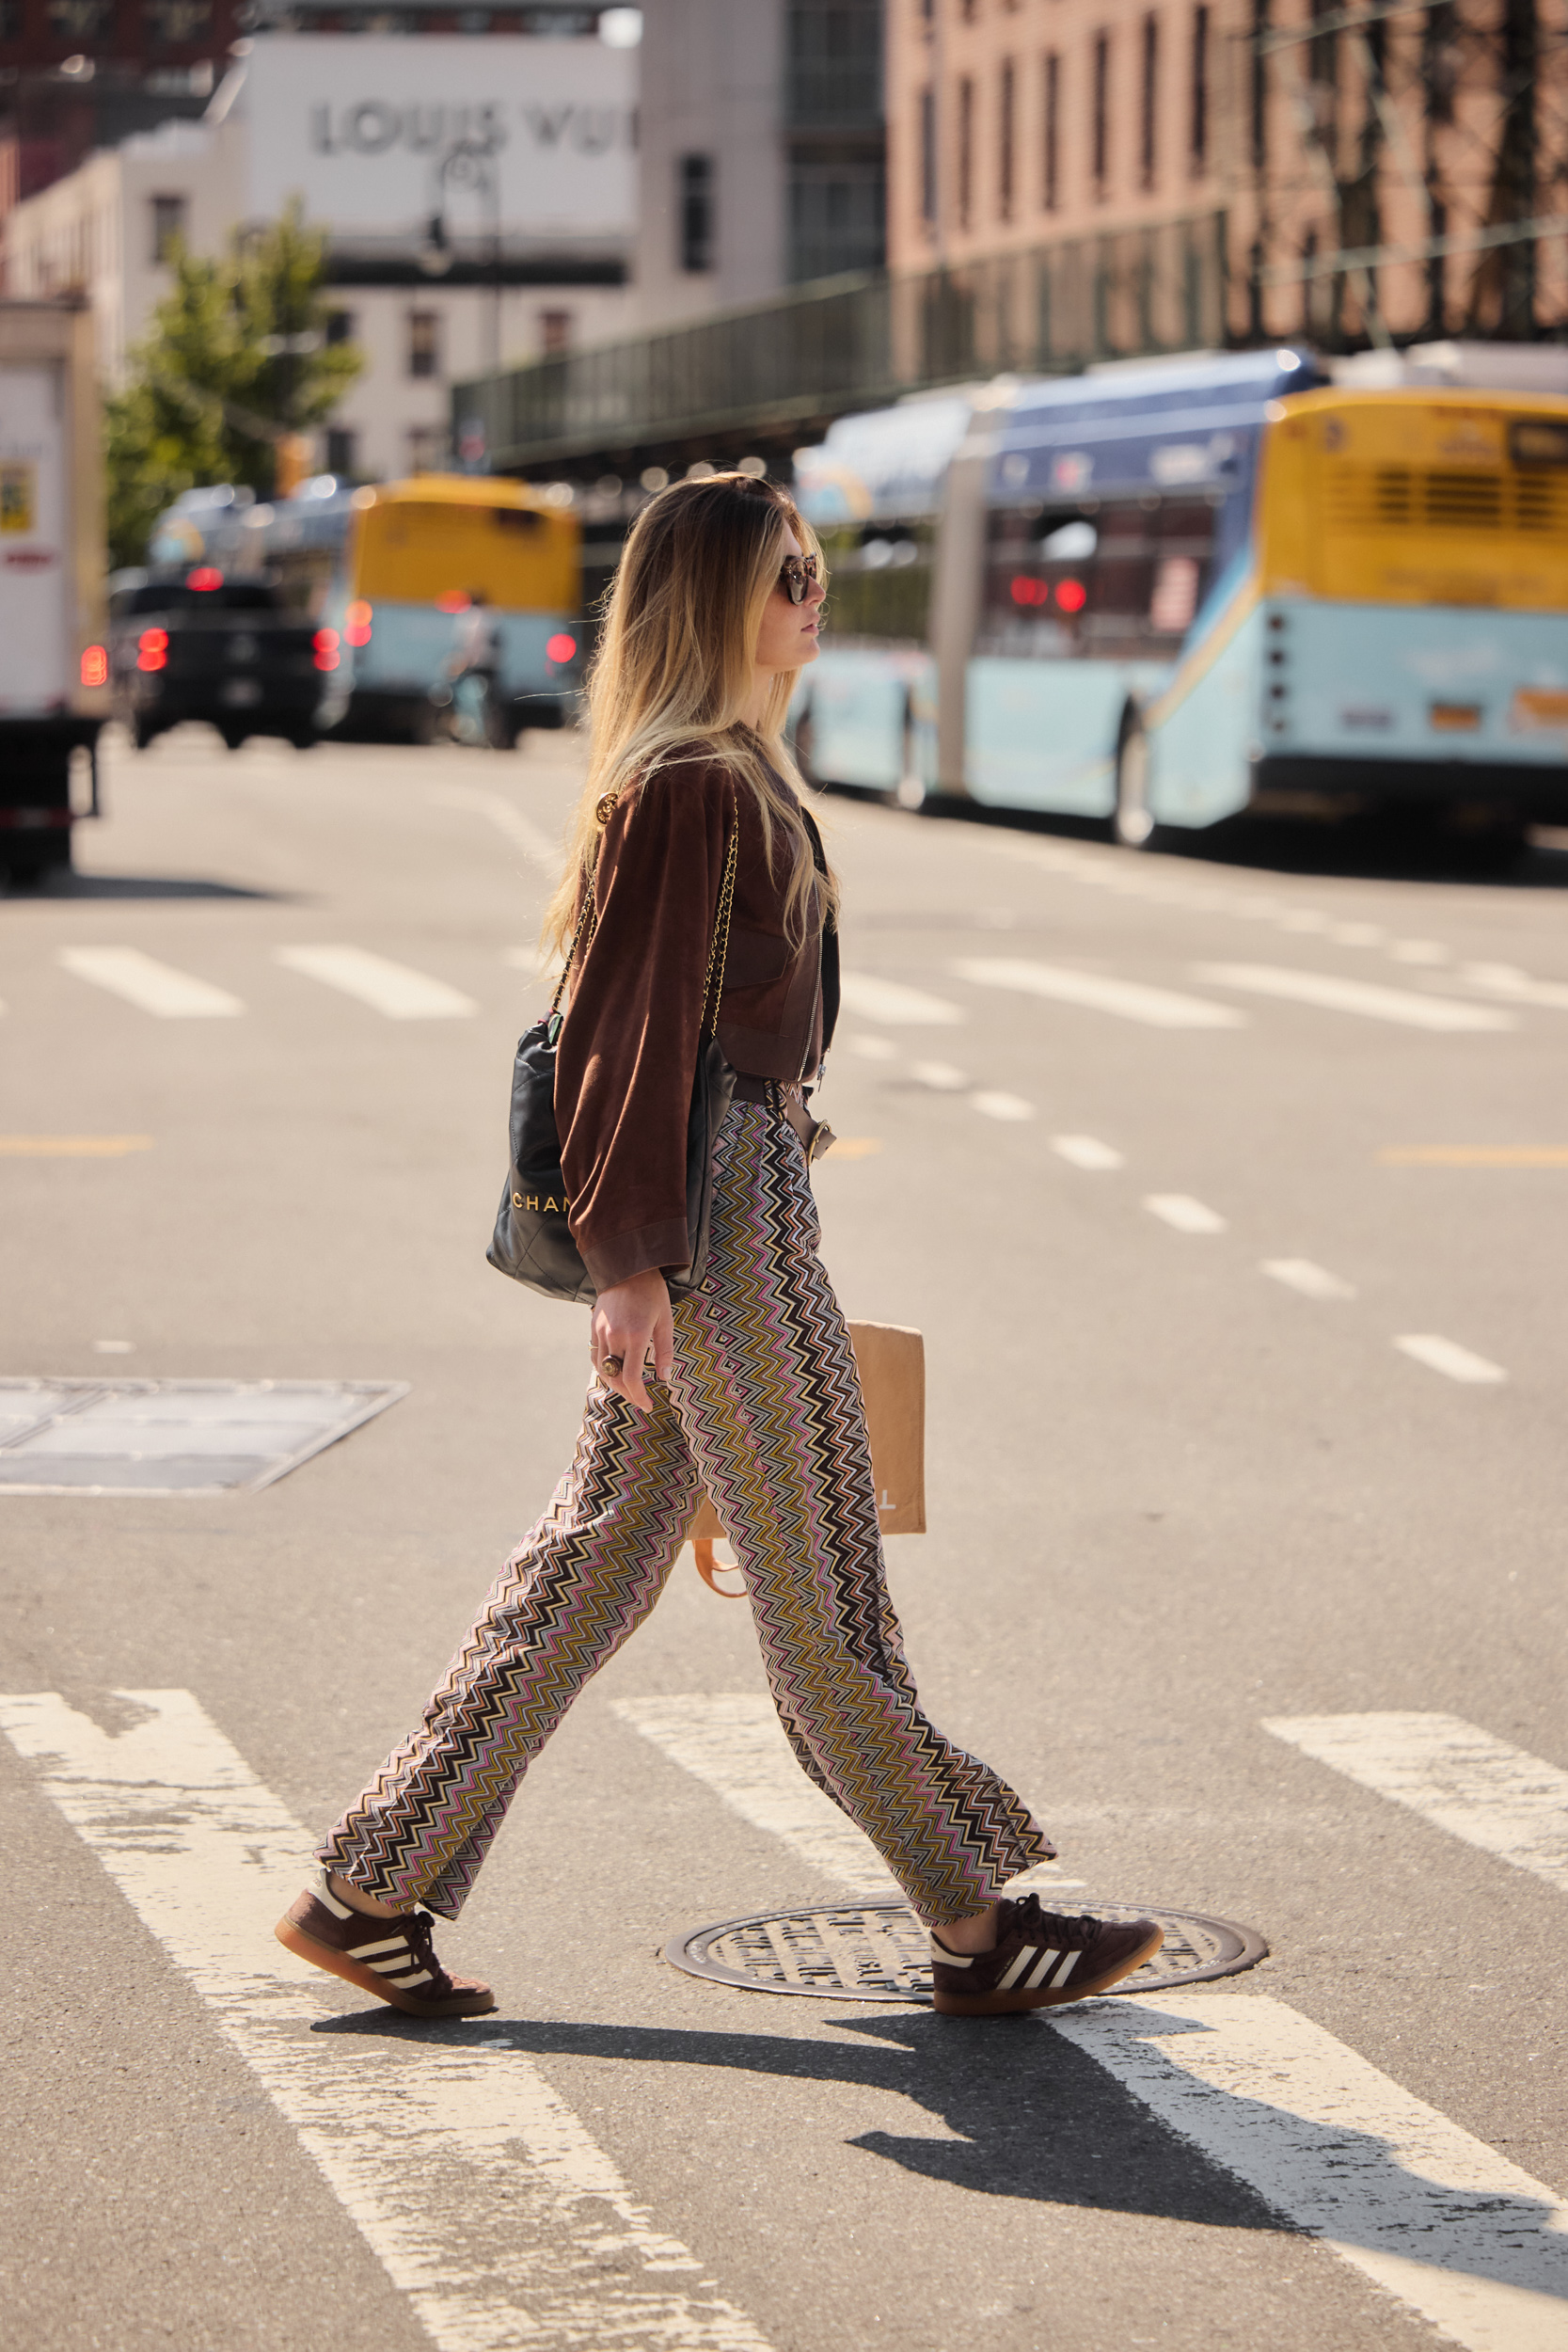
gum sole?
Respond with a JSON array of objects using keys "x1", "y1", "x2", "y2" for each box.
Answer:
[
  {"x1": 932, "y1": 1925, "x2": 1164, "y2": 2018},
  {"x1": 275, "y1": 1917, "x2": 497, "y2": 2019}
]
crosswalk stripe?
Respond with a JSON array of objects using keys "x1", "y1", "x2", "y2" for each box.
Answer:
[
  {"x1": 429, "y1": 784, "x2": 560, "y2": 874},
  {"x1": 839, "y1": 973, "x2": 964, "y2": 1026},
  {"x1": 954, "y1": 958, "x2": 1245, "y2": 1031},
  {"x1": 0, "y1": 1689, "x2": 773, "y2": 2352},
  {"x1": 57, "y1": 946, "x2": 244, "y2": 1019},
  {"x1": 971, "y1": 1089, "x2": 1035, "y2": 1122},
  {"x1": 1395, "y1": 1334, "x2": 1507, "y2": 1385},
  {"x1": 274, "y1": 946, "x2": 478, "y2": 1020},
  {"x1": 610, "y1": 1692, "x2": 1084, "y2": 1896},
  {"x1": 1263, "y1": 1713, "x2": 1568, "y2": 1899},
  {"x1": 1193, "y1": 963, "x2": 1515, "y2": 1033},
  {"x1": 1056, "y1": 1994, "x2": 1568, "y2": 2352}
]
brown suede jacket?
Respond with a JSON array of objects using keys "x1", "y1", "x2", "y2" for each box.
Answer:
[{"x1": 556, "y1": 751, "x2": 839, "y2": 1293}]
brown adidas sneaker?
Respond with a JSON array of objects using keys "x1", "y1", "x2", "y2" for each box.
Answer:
[
  {"x1": 276, "y1": 1873, "x2": 497, "y2": 2019},
  {"x1": 930, "y1": 1894, "x2": 1163, "y2": 2017}
]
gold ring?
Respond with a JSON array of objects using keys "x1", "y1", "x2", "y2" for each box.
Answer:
[{"x1": 601, "y1": 1354, "x2": 624, "y2": 1376}]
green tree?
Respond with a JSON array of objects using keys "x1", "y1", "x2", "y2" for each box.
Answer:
[{"x1": 104, "y1": 201, "x2": 362, "y2": 570}]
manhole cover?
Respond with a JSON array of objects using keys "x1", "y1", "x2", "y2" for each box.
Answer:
[
  {"x1": 667, "y1": 1900, "x2": 1267, "y2": 2003},
  {"x1": 0, "y1": 1378, "x2": 407, "y2": 1497}
]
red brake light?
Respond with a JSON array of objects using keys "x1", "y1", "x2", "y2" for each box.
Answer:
[
  {"x1": 80, "y1": 644, "x2": 108, "y2": 688},
  {"x1": 1054, "y1": 578, "x2": 1087, "y2": 613},
  {"x1": 313, "y1": 627, "x2": 341, "y2": 672},
  {"x1": 1009, "y1": 577, "x2": 1049, "y2": 608},
  {"x1": 436, "y1": 591, "x2": 470, "y2": 614},
  {"x1": 136, "y1": 627, "x2": 168, "y2": 673},
  {"x1": 187, "y1": 565, "x2": 223, "y2": 591},
  {"x1": 344, "y1": 598, "x2": 372, "y2": 646},
  {"x1": 546, "y1": 631, "x2": 578, "y2": 664}
]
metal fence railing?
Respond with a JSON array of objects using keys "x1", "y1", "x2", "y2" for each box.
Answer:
[{"x1": 453, "y1": 212, "x2": 1229, "y2": 474}]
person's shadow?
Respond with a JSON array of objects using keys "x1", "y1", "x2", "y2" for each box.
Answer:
[{"x1": 313, "y1": 1999, "x2": 1568, "y2": 2305}]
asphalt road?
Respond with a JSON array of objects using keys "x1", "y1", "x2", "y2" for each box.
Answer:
[{"x1": 2, "y1": 725, "x2": 1565, "y2": 2352}]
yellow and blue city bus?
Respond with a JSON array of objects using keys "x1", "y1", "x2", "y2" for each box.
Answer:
[
  {"x1": 792, "y1": 349, "x2": 1568, "y2": 847},
  {"x1": 316, "y1": 475, "x2": 581, "y2": 743},
  {"x1": 151, "y1": 472, "x2": 583, "y2": 745}
]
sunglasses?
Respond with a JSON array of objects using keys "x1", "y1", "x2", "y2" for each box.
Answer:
[{"x1": 777, "y1": 555, "x2": 821, "y2": 605}]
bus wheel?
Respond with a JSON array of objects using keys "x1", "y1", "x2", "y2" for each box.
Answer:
[{"x1": 1114, "y1": 710, "x2": 1155, "y2": 849}]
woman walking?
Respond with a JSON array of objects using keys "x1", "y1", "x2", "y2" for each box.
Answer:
[{"x1": 277, "y1": 474, "x2": 1161, "y2": 2021}]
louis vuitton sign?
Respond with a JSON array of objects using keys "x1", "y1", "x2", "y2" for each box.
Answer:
[{"x1": 244, "y1": 35, "x2": 636, "y2": 238}]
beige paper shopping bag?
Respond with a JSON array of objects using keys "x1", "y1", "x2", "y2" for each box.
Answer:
[{"x1": 688, "y1": 1321, "x2": 925, "y2": 1590}]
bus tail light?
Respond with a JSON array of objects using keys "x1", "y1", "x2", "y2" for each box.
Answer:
[
  {"x1": 344, "y1": 599, "x2": 372, "y2": 646},
  {"x1": 136, "y1": 628, "x2": 168, "y2": 672},
  {"x1": 80, "y1": 644, "x2": 108, "y2": 688},
  {"x1": 1054, "y1": 578, "x2": 1087, "y2": 613},
  {"x1": 314, "y1": 628, "x2": 341, "y2": 671},
  {"x1": 546, "y1": 631, "x2": 578, "y2": 664},
  {"x1": 187, "y1": 566, "x2": 223, "y2": 591}
]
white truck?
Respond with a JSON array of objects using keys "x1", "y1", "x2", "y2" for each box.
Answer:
[{"x1": 0, "y1": 296, "x2": 108, "y2": 883}]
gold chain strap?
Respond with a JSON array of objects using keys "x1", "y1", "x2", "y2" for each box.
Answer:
[{"x1": 699, "y1": 798, "x2": 738, "y2": 1038}]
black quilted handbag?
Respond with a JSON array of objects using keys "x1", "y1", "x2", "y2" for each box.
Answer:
[{"x1": 486, "y1": 797, "x2": 738, "y2": 1305}]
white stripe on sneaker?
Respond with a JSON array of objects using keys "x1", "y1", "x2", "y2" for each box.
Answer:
[
  {"x1": 1022, "y1": 1947, "x2": 1061, "y2": 1991},
  {"x1": 316, "y1": 1877, "x2": 354, "y2": 1919},
  {"x1": 367, "y1": 1951, "x2": 414, "y2": 1973},
  {"x1": 1051, "y1": 1950, "x2": 1082, "y2": 1989},
  {"x1": 997, "y1": 1947, "x2": 1037, "y2": 1992},
  {"x1": 356, "y1": 1935, "x2": 411, "y2": 1960}
]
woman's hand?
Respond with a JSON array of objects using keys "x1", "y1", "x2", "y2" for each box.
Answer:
[{"x1": 592, "y1": 1270, "x2": 674, "y2": 1414}]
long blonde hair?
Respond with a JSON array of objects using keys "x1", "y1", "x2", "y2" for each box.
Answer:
[{"x1": 544, "y1": 472, "x2": 837, "y2": 960}]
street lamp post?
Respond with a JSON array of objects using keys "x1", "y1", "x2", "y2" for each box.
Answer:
[{"x1": 420, "y1": 135, "x2": 504, "y2": 383}]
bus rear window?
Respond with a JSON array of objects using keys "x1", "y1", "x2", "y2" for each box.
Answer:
[
  {"x1": 1509, "y1": 420, "x2": 1568, "y2": 468},
  {"x1": 981, "y1": 497, "x2": 1216, "y2": 659}
]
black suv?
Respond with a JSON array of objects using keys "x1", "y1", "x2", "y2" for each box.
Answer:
[{"x1": 108, "y1": 571, "x2": 325, "y2": 751}]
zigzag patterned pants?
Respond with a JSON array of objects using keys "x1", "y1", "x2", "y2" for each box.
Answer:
[{"x1": 319, "y1": 1102, "x2": 1053, "y2": 1925}]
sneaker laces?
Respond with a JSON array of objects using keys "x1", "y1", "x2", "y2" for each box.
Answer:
[{"x1": 405, "y1": 1908, "x2": 452, "y2": 1992}]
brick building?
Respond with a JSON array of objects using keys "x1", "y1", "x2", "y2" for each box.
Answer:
[{"x1": 886, "y1": 0, "x2": 1567, "y2": 350}]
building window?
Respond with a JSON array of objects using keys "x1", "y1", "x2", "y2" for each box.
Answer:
[
  {"x1": 1190, "y1": 3, "x2": 1210, "y2": 171},
  {"x1": 538, "y1": 308, "x2": 573, "y2": 355},
  {"x1": 325, "y1": 427, "x2": 357, "y2": 477},
  {"x1": 150, "y1": 193, "x2": 187, "y2": 265},
  {"x1": 678, "y1": 153, "x2": 714, "y2": 272},
  {"x1": 920, "y1": 84, "x2": 936, "y2": 227},
  {"x1": 1092, "y1": 31, "x2": 1110, "y2": 197},
  {"x1": 325, "y1": 309, "x2": 355, "y2": 346},
  {"x1": 1043, "y1": 52, "x2": 1060, "y2": 211},
  {"x1": 1141, "y1": 14, "x2": 1159, "y2": 189},
  {"x1": 957, "y1": 75, "x2": 974, "y2": 230},
  {"x1": 407, "y1": 425, "x2": 445, "y2": 471},
  {"x1": 407, "y1": 310, "x2": 439, "y2": 379},
  {"x1": 999, "y1": 57, "x2": 1016, "y2": 221}
]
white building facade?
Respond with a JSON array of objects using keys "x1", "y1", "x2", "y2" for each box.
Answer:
[{"x1": 3, "y1": 20, "x2": 639, "y2": 482}]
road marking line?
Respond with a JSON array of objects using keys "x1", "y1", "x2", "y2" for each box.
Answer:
[
  {"x1": 839, "y1": 973, "x2": 964, "y2": 1026},
  {"x1": 845, "y1": 1032, "x2": 899, "y2": 1060},
  {"x1": 0, "y1": 1135, "x2": 153, "y2": 1156},
  {"x1": 1395, "y1": 1334, "x2": 1507, "y2": 1384},
  {"x1": 955, "y1": 958, "x2": 1244, "y2": 1031},
  {"x1": 1459, "y1": 963, "x2": 1568, "y2": 1012},
  {"x1": 1052, "y1": 1134, "x2": 1125, "y2": 1170},
  {"x1": 1145, "y1": 1193, "x2": 1227, "y2": 1234},
  {"x1": 1326, "y1": 920, "x2": 1386, "y2": 947},
  {"x1": 1055, "y1": 1994, "x2": 1568, "y2": 2352},
  {"x1": 57, "y1": 947, "x2": 244, "y2": 1019},
  {"x1": 275, "y1": 946, "x2": 478, "y2": 1021},
  {"x1": 1388, "y1": 940, "x2": 1450, "y2": 965},
  {"x1": 1260, "y1": 1259, "x2": 1357, "y2": 1300},
  {"x1": 428, "y1": 784, "x2": 560, "y2": 873},
  {"x1": 610, "y1": 1693, "x2": 1084, "y2": 1896},
  {"x1": 0, "y1": 1689, "x2": 772, "y2": 2352},
  {"x1": 910, "y1": 1059, "x2": 969, "y2": 1091},
  {"x1": 971, "y1": 1089, "x2": 1035, "y2": 1122},
  {"x1": 1379, "y1": 1146, "x2": 1568, "y2": 1168},
  {"x1": 1193, "y1": 964, "x2": 1514, "y2": 1033},
  {"x1": 1262, "y1": 1714, "x2": 1568, "y2": 1899}
]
